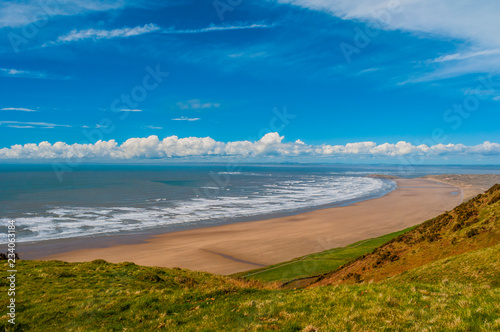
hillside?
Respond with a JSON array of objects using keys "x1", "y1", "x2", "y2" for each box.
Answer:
[
  {"x1": 314, "y1": 184, "x2": 500, "y2": 286},
  {"x1": 1, "y1": 184, "x2": 499, "y2": 331}
]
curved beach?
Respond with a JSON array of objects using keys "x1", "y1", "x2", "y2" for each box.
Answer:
[{"x1": 42, "y1": 178, "x2": 462, "y2": 274}]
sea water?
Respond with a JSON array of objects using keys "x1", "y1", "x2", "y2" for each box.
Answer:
[{"x1": 1, "y1": 163, "x2": 499, "y2": 244}]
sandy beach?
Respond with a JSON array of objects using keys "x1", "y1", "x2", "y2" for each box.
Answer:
[
  {"x1": 424, "y1": 174, "x2": 500, "y2": 201},
  {"x1": 42, "y1": 178, "x2": 464, "y2": 274}
]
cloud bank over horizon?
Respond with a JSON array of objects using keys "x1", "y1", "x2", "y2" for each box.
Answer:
[{"x1": 1, "y1": 133, "x2": 499, "y2": 162}]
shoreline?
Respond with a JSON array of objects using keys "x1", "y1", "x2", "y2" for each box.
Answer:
[
  {"x1": 40, "y1": 178, "x2": 462, "y2": 274},
  {"x1": 20, "y1": 178, "x2": 396, "y2": 260}
]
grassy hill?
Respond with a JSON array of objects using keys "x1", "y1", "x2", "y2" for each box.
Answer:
[
  {"x1": 2, "y1": 184, "x2": 500, "y2": 331},
  {"x1": 314, "y1": 183, "x2": 500, "y2": 286}
]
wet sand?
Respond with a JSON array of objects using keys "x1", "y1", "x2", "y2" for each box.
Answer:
[{"x1": 43, "y1": 178, "x2": 462, "y2": 274}]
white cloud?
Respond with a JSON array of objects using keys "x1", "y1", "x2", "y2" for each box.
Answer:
[
  {"x1": 431, "y1": 49, "x2": 500, "y2": 63},
  {"x1": 0, "y1": 0, "x2": 124, "y2": 28},
  {"x1": 176, "y1": 99, "x2": 220, "y2": 110},
  {"x1": 46, "y1": 23, "x2": 160, "y2": 45},
  {"x1": 0, "y1": 68, "x2": 69, "y2": 80},
  {"x1": 1, "y1": 68, "x2": 46, "y2": 78},
  {"x1": 7, "y1": 125, "x2": 35, "y2": 129},
  {"x1": 1, "y1": 132, "x2": 499, "y2": 160},
  {"x1": 278, "y1": 0, "x2": 500, "y2": 78},
  {"x1": 1, "y1": 107, "x2": 37, "y2": 112},
  {"x1": 44, "y1": 22, "x2": 273, "y2": 47},
  {"x1": 162, "y1": 23, "x2": 272, "y2": 34},
  {"x1": 172, "y1": 117, "x2": 201, "y2": 121},
  {"x1": 145, "y1": 125, "x2": 163, "y2": 130},
  {"x1": 278, "y1": 0, "x2": 500, "y2": 46},
  {"x1": 0, "y1": 121, "x2": 71, "y2": 129}
]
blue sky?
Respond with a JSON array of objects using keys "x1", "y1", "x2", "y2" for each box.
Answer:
[{"x1": 0, "y1": 0, "x2": 499, "y2": 163}]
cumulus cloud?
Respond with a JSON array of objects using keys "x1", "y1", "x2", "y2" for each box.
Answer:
[{"x1": 1, "y1": 132, "x2": 500, "y2": 160}]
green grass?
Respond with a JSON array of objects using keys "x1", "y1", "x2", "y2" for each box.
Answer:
[
  {"x1": 232, "y1": 227, "x2": 415, "y2": 283},
  {"x1": 2, "y1": 249, "x2": 500, "y2": 331}
]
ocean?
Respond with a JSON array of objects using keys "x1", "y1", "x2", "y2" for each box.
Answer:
[{"x1": 1, "y1": 163, "x2": 499, "y2": 244}]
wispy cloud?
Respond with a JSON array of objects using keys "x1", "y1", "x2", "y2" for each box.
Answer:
[
  {"x1": 162, "y1": 23, "x2": 272, "y2": 34},
  {"x1": 7, "y1": 125, "x2": 35, "y2": 129},
  {"x1": 172, "y1": 116, "x2": 201, "y2": 121},
  {"x1": 0, "y1": 68, "x2": 69, "y2": 80},
  {"x1": 176, "y1": 99, "x2": 220, "y2": 110},
  {"x1": 145, "y1": 125, "x2": 163, "y2": 129},
  {"x1": 1, "y1": 107, "x2": 37, "y2": 112},
  {"x1": 0, "y1": 0, "x2": 124, "y2": 28},
  {"x1": 277, "y1": 0, "x2": 500, "y2": 47},
  {"x1": 431, "y1": 49, "x2": 500, "y2": 63},
  {"x1": 278, "y1": 0, "x2": 500, "y2": 79},
  {"x1": 119, "y1": 109, "x2": 143, "y2": 112},
  {"x1": 44, "y1": 22, "x2": 273, "y2": 46},
  {"x1": 358, "y1": 67, "x2": 380, "y2": 75},
  {"x1": 227, "y1": 51, "x2": 269, "y2": 59},
  {"x1": 0, "y1": 121, "x2": 71, "y2": 129},
  {"x1": 45, "y1": 24, "x2": 160, "y2": 46}
]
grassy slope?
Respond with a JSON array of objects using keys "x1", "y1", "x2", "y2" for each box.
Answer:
[
  {"x1": 315, "y1": 184, "x2": 500, "y2": 286},
  {"x1": 2, "y1": 251, "x2": 500, "y2": 331},
  {"x1": 390, "y1": 243, "x2": 500, "y2": 286},
  {"x1": 1, "y1": 185, "x2": 499, "y2": 331}
]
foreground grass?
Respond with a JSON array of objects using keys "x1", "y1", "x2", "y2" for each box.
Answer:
[
  {"x1": 232, "y1": 227, "x2": 414, "y2": 283},
  {"x1": 2, "y1": 251, "x2": 500, "y2": 331}
]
